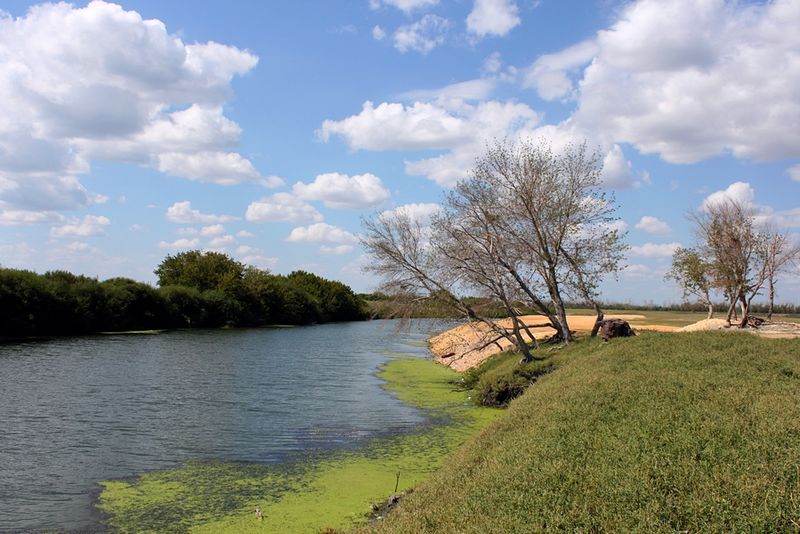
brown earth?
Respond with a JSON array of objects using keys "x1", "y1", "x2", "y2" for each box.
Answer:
[
  {"x1": 677, "y1": 318, "x2": 800, "y2": 339},
  {"x1": 429, "y1": 314, "x2": 675, "y2": 371}
]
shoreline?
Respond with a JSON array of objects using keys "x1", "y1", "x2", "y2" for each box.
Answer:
[{"x1": 97, "y1": 350, "x2": 499, "y2": 533}]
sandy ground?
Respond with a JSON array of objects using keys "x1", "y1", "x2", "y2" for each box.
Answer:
[
  {"x1": 429, "y1": 314, "x2": 675, "y2": 371},
  {"x1": 431, "y1": 314, "x2": 800, "y2": 372},
  {"x1": 677, "y1": 318, "x2": 800, "y2": 339}
]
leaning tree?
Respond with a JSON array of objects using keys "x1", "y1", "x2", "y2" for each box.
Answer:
[{"x1": 361, "y1": 139, "x2": 627, "y2": 356}]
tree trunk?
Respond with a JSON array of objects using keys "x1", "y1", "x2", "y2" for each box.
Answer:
[
  {"x1": 590, "y1": 304, "x2": 604, "y2": 337},
  {"x1": 737, "y1": 294, "x2": 749, "y2": 328},
  {"x1": 706, "y1": 301, "x2": 714, "y2": 320},
  {"x1": 767, "y1": 278, "x2": 775, "y2": 320}
]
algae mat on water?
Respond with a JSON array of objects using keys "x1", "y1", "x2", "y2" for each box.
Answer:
[{"x1": 97, "y1": 357, "x2": 498, "y2": 533}]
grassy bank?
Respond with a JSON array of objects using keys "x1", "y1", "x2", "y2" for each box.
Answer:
[
  {"x1": 97, "y1": 356, "x2": 498, "y2": 533},
  {"x1": 363, "y1": 331, "x2": 800, "y2": 532}
]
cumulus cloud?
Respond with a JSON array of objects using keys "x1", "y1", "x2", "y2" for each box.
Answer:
[
  {"x1": 635, "y1": 216, "x2": 671, "y2": 235},
  {"x1": 166, "y1": 201, "x2": 237, "y2": 224},
  {"x1": 524, "y1": 40, "x2": 598, "y2": 100},
  {"x1": 157, "y1": 151, "x2": 262, "y2": 185},
  {"x1": 393, "y1": 15, "x2": 450, "y2": 54},
  {"x1": 293, "y1": 172, "x2": 390, "y2": 209},
  {"x1": 320, "y1": 245, "x2": 355, "y2": 255},
  {"x1": 370, "y1": 0, "x2": 439, "y2": 14},
  {"x1": 788, "y1": 164, "x2": 800, "y2": 182},
  {"x1": 372, "y1": 25, "x2": 387, "y2": 40},
  {"x1": 381, "y1": 203, "x2": 441, "y2": 226},
  {"x1": 50, "y1": 215, "x2": 110, "y2": 238},
  {"x1": 400, "y1": 79, "x2": 496, "y2": 102},
  {"x1": 701, "y1": 181, "x2": 756, "y2": 212},
  {"x1": 199, "y1": 224, "x2": 226, "y2": 237},
  {"x1": 159, "y1": 238, "x2": 199, "y2": 250},
  {"x1": 573, "y1": 0, "x2": 800, "y2": 164},
  {"x1": 208, "y1": 234, "x2": 236, "y2": 249},
  {"x1": 600, "y1": 144, "x2": 635, "y2": 189},
  {"x1": 466, "y1": 0, "x2": 521, "y2": 38},
  {"x1": 0, "y1": 1, "x2": 261, "y2": 217},
  {"x1": 0, "y1": 208, "x2": 64, "y2": 226},
  {"x1": 245, "y1": 193, "x2": 323, "y2": 223},
  {"x1": 320, "y1": 100, "x2": 539, "y2": 186},
  {"x1": 237, "y1": 230, "x2": 254, "y2": 238},
  {"x1": 629, "y1": 242, "x2": 681, "y2": 257},
  {"x1": 286, "y1": 222, "x2": 358, "y2": 244}
]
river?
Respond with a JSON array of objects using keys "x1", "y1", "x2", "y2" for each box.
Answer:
[{"x1": 0, "y1": 319, "x2": 447, "y2": 532}]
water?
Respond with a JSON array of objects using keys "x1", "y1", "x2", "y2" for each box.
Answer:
[{"x1": 0, "y1": 319, "x2": 446, "y2": 532}]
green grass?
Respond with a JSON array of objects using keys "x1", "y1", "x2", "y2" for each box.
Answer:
[
  {"x1": 96, "y1": 357, "x2": 498, "y2": 533},
  {"x1": 363, "y1": 331, "x2": 800, "y2": 533}
]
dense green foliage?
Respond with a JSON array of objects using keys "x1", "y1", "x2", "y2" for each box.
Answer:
[
  {"x1": 0, "y1": 251, "x2": 366, "y2": 338},
  {"x1": 364, "y1": 332, "x2": 800, "y2": 533}
]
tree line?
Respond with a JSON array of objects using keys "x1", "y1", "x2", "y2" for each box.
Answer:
[{"x1": 0, "y1": 250, "x2": 367, "y2": 338}]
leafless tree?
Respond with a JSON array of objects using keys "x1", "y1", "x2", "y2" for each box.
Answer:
[
  {"x1": 692, "y1": 199, "x2": 768, "y2": 326},
  {"x1": 760, "y1": 229, "x2": 800, "y2": 320},
  {"x1": 361, "y1": 139, "x2": 626, "y2": 353}
]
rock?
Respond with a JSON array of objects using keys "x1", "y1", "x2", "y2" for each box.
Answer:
[{"x1": 600, "y1": 319, "x2": 636, "y2": 341}]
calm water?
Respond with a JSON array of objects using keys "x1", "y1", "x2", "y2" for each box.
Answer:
[{"x1": 0, "y1": 320, "x2": 446, "y2": 532}]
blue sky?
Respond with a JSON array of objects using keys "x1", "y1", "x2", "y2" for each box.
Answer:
[{"x1": 0, "y1": 0, "x2": 798, "y2": 304}]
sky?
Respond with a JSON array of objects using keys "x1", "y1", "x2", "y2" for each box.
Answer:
[{"x1": 0, "y1": 0, "x2": 799, "y2": 305}]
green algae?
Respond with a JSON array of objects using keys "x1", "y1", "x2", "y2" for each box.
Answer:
[{"x1": 97, "y1": 356, "x2": 498, "y2": 533}]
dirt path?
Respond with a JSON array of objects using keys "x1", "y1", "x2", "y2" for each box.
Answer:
[{"x1": 429, "y1": 314, "x2": 675, "y2": 371}]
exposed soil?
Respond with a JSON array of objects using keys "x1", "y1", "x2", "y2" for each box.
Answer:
[
  {"x1": 678, "y1": 318, "x2": 800, "y2": 339},
  {"x1": 429, "y1": 314, "x2": 673, "y2": 371}
]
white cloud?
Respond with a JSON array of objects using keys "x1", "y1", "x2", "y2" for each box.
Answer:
[
  {"x1": 237, "y1": 230, "x2": 254, "y2": 238},
  {"x1": 701, "y1": 181, "x2": 756, "y2": 212},
  {"x1": 0, "y1": 1, "x2": 260, "y2": 216},
  {"x1": 199, "y1": 224, "x2": 226, "y2": 237},
  {"x1": 208, "y1": 234, "x2": 236, "y2": 248},
  {"x1": 320, "y1": 99, "x2": 539, "y2": 186},
  {"x1": 393, "y1": 15, "x2": 450, "y2": 54},
  {"x1": 524, "y1": 40, "x2": 598, "y2": 100},
  {"x1": 159, "y1": 238, "x2": 199, "y2": 250},
  {"x1": 372, "y1": 25, "x2": 387, "y2": 41},
  {"x1": 293, "y1": 172, "x2": 390, "y2": 209},
  {"x1": 0, "y1": 208, "x2": 64, "y2": 226},
  {"x1": 166, "y1": 201, "x2": 237, "y2": 224},
  {"x1": 466, "y1": 0, "x2": 521, "y2": 38},
  {"x1": 320, "y1": 245, "x2": 355, "y2": 255},
  {"x1": 370, "y1": 0, "x2": 438, "y2": 14},
  {"x1": 788, "y1": 164, "x2": 800, "y2": 182},
  {"x1": 400, "y1": 78, "x2": 496, "y2": 102},
  {"x1": 241, "y1": 255, "x2": 278, "y2": 270},
  {"x1": 245, "y1": 193, "x2": 323, "y2": 223},
  {"x1": 629, "y1": 242, "x2": 681, "y2": 258},
  {"x1": 574, "y1": 0, "x2": 800, "y2": 164},
  {"x1": 157, "y1": 151, "x2": 262, "y2": 185},
  {"x1": 286, "y1": 222, "x2": 358, "y2": 244},
  {"x1": 381, "y1": 202, "x2": 441, "y2": 226},
  {"x1": 50, "y1": 215, "x2": 110, "y2": 238},
  {"x1": 600, "y1": 144, "x2": 635, "y2": 189},
  {"x1": 635, "y1": 216, "x2": 671, "y2": 235},
  {"x1": 622, "y1": 263, "x2": 654, "y2": 279}
]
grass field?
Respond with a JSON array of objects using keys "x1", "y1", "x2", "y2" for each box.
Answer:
[{"x1": 362, "y1": 331, "x2": 800, "y2": 533}]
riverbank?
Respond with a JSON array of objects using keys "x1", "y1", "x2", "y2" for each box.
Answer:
[
  {"x1": 360, "y1": 331, "x2": 800, "y2": 532},
  {"x1": 97, "y1": 355, "x2": 499, "y2": 532}
]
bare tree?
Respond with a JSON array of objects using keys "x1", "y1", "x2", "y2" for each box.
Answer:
[
  {"x1": 760, "y1": 230, "x2": 800, "y2": 320},
  {"x1": 362, "y1": 139, "x2": 626, "y2": 353},
  {"x1": 361, "y1": 208, "x2": 539, "y2": 361},
  {"x1": 666, "y1": 247, "x2": 715, "y2": 319},
  {"x1": 692, "y1": 199, "x2": 768, "y2": 327}
]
